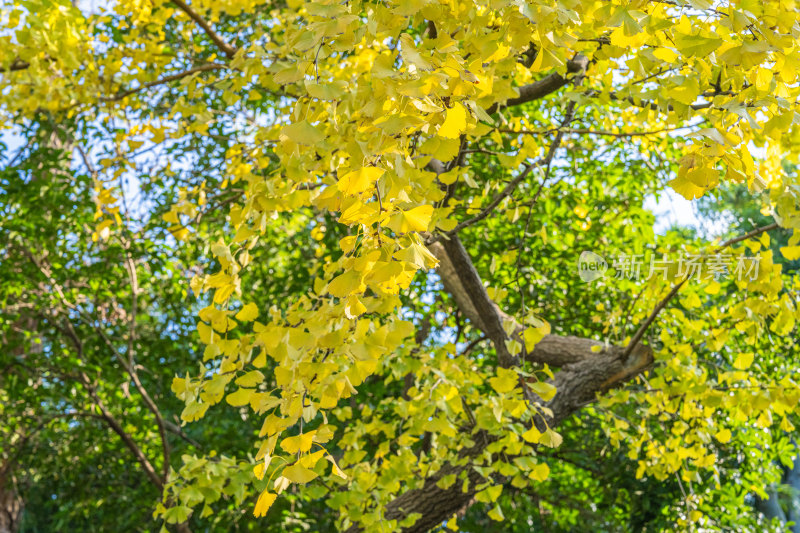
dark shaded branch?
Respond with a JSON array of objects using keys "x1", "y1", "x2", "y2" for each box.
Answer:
[
  {"x1": 425, "y1": 20, "x2": 437, "y2": 39},
  {"x1": 429, "y1": 238, "x2": 642, "y2": 367},
  {"x1": 370, "y1": 340, "x2": 652, "y2": 533},
  {"x1": 718, "y1": 222, "x2": 779, "y2": 249},
  {"x1": 91, "y1": 390, "x2": 165, "y2": 490},
  {"x1": 384, "y1": 210, "x2": 655, "y2": 531},
  {"x1": 606, "y1": 89, "x2": 742, "y2": 112},
  {"x1": 123, "y1": 248, "x2": 171, "y2": 479},
  {"x1": 102, "y1": 63, "x2": 226, "y2": 102},
  {"x1": 429, "y1": 157, "x2": 540, "y2": 242},
  {"x1": 439, "y1": 234, "x2": 515, "y2": 367},
  {"x1": 498, "y1": 127, "x2": 676, "y2": 138},
  {"x1": 430, "y1": 99, "x2": 577, "y2": 242},
  {"x1": 51, "y1": 315, "x2": 163, "y2": 490},
  {"x1": 170, "y1": 0, "x2": 238, "y2": 59},
  {"x1": 485, "y1": 56, "x2": 588, "y2": 115},
  {"x1": 2, "y1": 59, "x2": 32, "y2": 72}
]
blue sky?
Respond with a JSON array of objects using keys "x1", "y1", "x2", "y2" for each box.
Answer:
[{"x1": 1, "y1": 126, "x2": 707, "y2": 235}]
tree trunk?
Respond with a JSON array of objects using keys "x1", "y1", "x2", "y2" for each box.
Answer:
[
  {"x1": 0, "y1": 465, "x2": 22, "y2": 533},
  {"x1": 785, "y1": 455, "x2": 800, "y2": 533},
  {"x1": 343, "y1": 237, "x2": 654, "y2": 532}
]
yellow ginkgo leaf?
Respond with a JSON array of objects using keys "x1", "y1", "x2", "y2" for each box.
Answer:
[
  {"x1": 235, "y1": 302, "x2": 259, "y2": 321},
  {"x1": 280, "y1": 120, "x2": 324, "y2": 145},
  {"x1": 704, "y1": 281, "x2": 721, "y2": 295},
  {"x1": 733, "y1": 352, "x2": 754, "y2": 370},
  {"x1": 282, "y1": 463, "x2": 318, "y2": 484},
  {"x1": 715, "y1": 429, "x2": 732, "y2": 443},
  {"x1": 539, "y1": 428, "x2": 563, "y2": 448},
  {"x1": 521, "y1": 426, "x2": 542, "y2": 443},
  {"x1": 396, "y1": 242, "x2": 439, "y2": 269},
  {"x1": 338, "y1": 166, "x2": 384, "y2": 196},
  {"x1": 529, "y1": 462, "x2": 550, "y2": 482},
  {"x1": 326, "y1": 455, "x2": 347, "y2": 479},
  {"x1": 439, "y1": 103, "x2": 467, "y2": 139},
  {"x1": 476, "y1": 485, "x2": 502, "y2": 503},
  {"x1": 399, "y1": 33, "x2": 433, "y2": 71},
  {"x1": 780, "y1": 245, "x2": 800, "y2": 260},
  {"x1": 280, "y1": 431, "x2": 315, "y2": 454},
  {"x1": 197, "y1": 322, "x2": 214, "y2": 345},
  {"x1": 327, "y1": 270, "x2": 363, "y2": 298},
  {"x1": 344, "y1": 294, "x2": 367, "y2": 318},
  {"x1": 235, "y1": 370, "x2": 265, "y2": 387},
  {"x1": 668, "y1": 175, "x2": 707, "y2": 200},
  {"x1": 253, "y1": 490, "x2": 277, "y2": 517},
  {"x1": 488, "y1": 367, "x2": 518, "y2": 394},
  {"x1": 253, "y1": 461, "x2": 267, "y2": 480},
  {"x1": 273, "y1": 476, "x2": 290, "y2": 494},
  {"x1": 213, "y1": 284, "x2": 236, "y2": 305},
  {"x1": 528, "y1": 381, "x2": 556, "y2": 402},
  {"x1": 226, "y1": 388, "x2": 253, "y2": 407},
  {"x1": 522, "y1": 320, "x2": 550, "y2": 351},
  {"x1": 386, "y1": 205, "x2": 434, "y2": 234},
  {"x1": 487, "y1": 504, "x2": 505, "y2": 521}
]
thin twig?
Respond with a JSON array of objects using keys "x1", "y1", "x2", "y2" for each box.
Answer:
[
  {"x1": 622, "y1": 222, "x2": 780, "y2": 358},
  {"x1": 498, "y1": 127, "x2": 676, "y2": 138},
  {"x1": 425, "y1": 156, "x2": 543, "y2": 244},
  {"x1": 515, "y1": 99, "x2": 578, "y2": 328},
  {"x1": 102, "y1": 63, "x2": 227, "y2": 101}
]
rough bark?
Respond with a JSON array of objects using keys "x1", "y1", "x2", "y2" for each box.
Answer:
[
  {"x1": 784, "y1": 454, "x2": 800, "y2": 533},
  {"x1": 755, "y1": 446, "x2": 800, "y2": 532},
  {"x1": 0, "y1": 465, "x2": 22, "y2": 533},
  {"x1": 756, "y1": 487, "x2": 787, "y2": 524},
  {"x1": 431, "y1": 238, "x2": 648, "y2": 369},
  {"x1": 382, "y1": 458, "x2": 485, "y2": 533},
  {"x1": 364, "y1": 236, "x2": 653, "y2": 532},
  {"x1": 485, "y1": 56, "x2": 589, "y2": 115},
  {"x1": 438, "y1": 236, "x2": 515, "y2": 367}
]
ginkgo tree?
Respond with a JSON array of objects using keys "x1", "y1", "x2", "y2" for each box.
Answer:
[{"x1": 3, "y1": 0, "x2": 800, "y2": 531}]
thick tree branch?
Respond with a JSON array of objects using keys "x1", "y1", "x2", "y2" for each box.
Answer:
[
  {"x1": 374, "y1": 341, "x2": 652, "y2": 532},
  {"x1": 2, "y1": 59, "x2": 31, "y2": 72},
  {"x1": 430, "y1": 238, "x2": 642, "y2": 367},
  {"x1": 485, "y1": 55, "x2": 588, "y2": 115},
  {"x1": 170, "y1": 0, "x2": 238, "y2": 59},
  {"x1": 378, "y1": 229, "x2": 655, "y2": 531},
  {"x1": 379, "y1": 449, "x2": 486, "y2": 533},
  {"x1": 439, "y1": 234, "x2": 515, "y2": 367}
]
